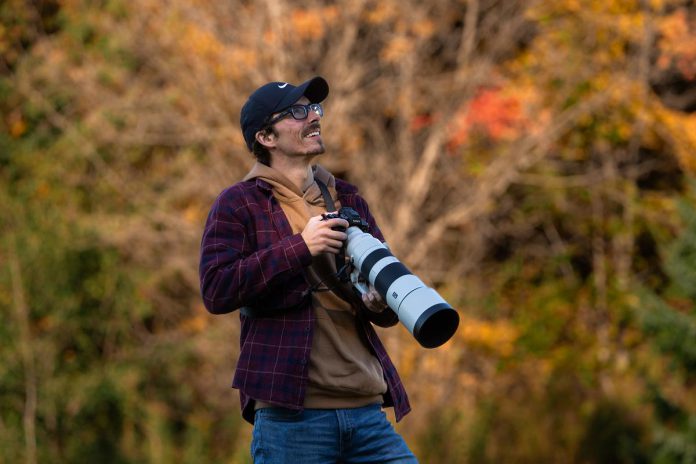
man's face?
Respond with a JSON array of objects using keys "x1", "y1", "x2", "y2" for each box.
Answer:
[{"x1": 266, "y1": 96, "x2": 325, "y2": 158}]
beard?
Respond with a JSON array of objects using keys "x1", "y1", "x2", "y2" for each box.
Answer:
[{"x1": 308, "y1": 140, "x2": 326, "y2": 156}]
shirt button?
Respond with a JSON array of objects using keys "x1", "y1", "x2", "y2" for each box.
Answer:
[{"x1": 305, "y1": 326, "x2": 310, "y2": 332}]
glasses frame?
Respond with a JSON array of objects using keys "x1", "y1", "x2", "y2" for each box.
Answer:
[{"x1": 265, "y1": 103, "x2": 323, "y2": 126}]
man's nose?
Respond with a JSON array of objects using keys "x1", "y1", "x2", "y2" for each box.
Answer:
[{"x1": 308, "y1": 107, "x2": 322, "y2": 123}]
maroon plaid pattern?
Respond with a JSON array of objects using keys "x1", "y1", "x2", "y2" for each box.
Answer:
[{"x1": 199, "y1": 177, "x2": 411, "y2": 424}]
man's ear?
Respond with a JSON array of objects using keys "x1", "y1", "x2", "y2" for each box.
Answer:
[{"x1": 255, "y1": 129, "x2": 276, "y2": 149}]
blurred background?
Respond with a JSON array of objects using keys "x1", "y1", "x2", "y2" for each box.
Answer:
[{"x1": 1, "y1": 0, "x2": 696, "y2": 462}]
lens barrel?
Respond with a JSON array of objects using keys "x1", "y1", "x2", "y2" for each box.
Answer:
[{"x1": 345, "y1": 227, "x2": 459, "y2": 348}]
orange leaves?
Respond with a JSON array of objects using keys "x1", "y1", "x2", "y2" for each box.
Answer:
[
  {"x1": 183, "y1": 23, "x2": 224, "y2": 61},
  {"x1": 179, "y1": 312, "x2": 208, "y2": 334},
  {"x1": 261, "y1": 6, "x2": 340, "y2": 47},
  {"x1": 412, "y1": 19, "x2": 435, "y2": 39},
  {"x1": 290, "y1": 7, "x2": 339, "y2": 41},
  {"x1": 364, "y1": 1, "x2": 397, "y2": 24},
  {"x1": 290, "y1": 10, "x2": 323, "y2": 40},
  {"x1": 380, "y1": 23, "x2": 435, "y2": 63},
  {"x1": 657, "y1": 108, "x2": 696, "y2": 173},
  {"x1": 656, "y1": 8, "x2": 696, "y2": 80},
  {"x1": 176, "y1": 22, "x2": 257, "y2": 80},
  {"x1": 380, "y1": 36, "x2": 412, "y2": 63},
  {"x1": 466, "y1": 88, "x2": 524, "y2": 139},
  {"x1": 7, "y1": 110, "x2": 26, "y2": 138}
]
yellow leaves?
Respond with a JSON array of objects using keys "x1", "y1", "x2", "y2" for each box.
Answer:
[
  {"x1": 529, "y1": 0, "x2": 639, "y2": 22},
  {"x1": 397, "y1": 337, "x2": 418, "y2": 378},
  {"x1": 648, "y1": 0, "x2": 665, "y2": 10},
  {"x1": 657, "y1": 107, "x2": 696, "y2": 173},
  {"x1": 8, "y1": 111, "x2": 27, "y2": 138},
  {"x1": 457, "y1": 315, "x2": 519, "y2": 357},
  {"x1": 179, "y1": 312, "x2": 208, "y2": 334},
  {"x1": 599, "y1": 12, "x2": 648, "y2": 56},
  {"x1": 0, "y1": 23, "x2": 8, "y2": 56}
]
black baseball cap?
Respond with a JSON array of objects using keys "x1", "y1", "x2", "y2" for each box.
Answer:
[{"x1": 240, "y1": 76, "x2": 329, "y2": 151}]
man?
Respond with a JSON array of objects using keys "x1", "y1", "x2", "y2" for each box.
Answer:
[{"x1": 199, "y1": 76, "x2": 416, "y2": 463}]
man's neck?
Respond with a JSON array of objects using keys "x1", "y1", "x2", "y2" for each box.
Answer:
[{"x1": 269, "y1": 155, "x2": 315, "y2": 192}]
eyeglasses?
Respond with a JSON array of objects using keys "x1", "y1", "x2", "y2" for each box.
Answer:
[{"x1": 265, "y1": 103, "x2": 323, "y2": 126}]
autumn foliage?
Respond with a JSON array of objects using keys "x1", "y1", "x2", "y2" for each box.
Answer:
[{"x1": 2, "y1": 0, "x2": 696, "y2": 463}]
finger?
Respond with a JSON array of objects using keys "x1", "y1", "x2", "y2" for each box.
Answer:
[
  {"x1": 326, "y1": 230, "x2": 348, "y2": 241},
  {"x1": 322, "y1": 240, "x2": 345, "y2": 253},
  {"x1": 368, "y1": 286, "x2": 384, "y2": 302},
  {"x1": 325, "y1": 218, "x2": 349, "y2": 229},
  {"x1": 371, "y1": 290, "x2": 384, "y2": 304},
  {"x1": 362, "y1": 292, "x2": 385, "y2": 312},
  {"x1": 325, "y1": 239, "x2": 344, "y2": 249}
]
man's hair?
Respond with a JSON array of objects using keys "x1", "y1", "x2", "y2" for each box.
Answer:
[{"x1": 251, "y1": 126, "x2": 276, "y2": 166}]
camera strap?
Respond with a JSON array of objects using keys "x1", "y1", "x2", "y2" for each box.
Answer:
[
  {"x1": 315, "y1": 178, "x2": 335, "y2": 211},
  {"x1": 315, "y1": 178, "x2": 351, "y2": 282}
]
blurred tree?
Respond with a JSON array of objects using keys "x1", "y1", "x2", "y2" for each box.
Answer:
[
  {"x1": 2, "y1": 0, "x2": 696, "y2": 462},
  {"x1": 637, "y1": 193, "x2": 696, "y2": 463}
]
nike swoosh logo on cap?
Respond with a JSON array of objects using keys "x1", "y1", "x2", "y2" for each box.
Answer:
[{"x1": 278, "y1": 83, "x2": 288, "y2": 88}]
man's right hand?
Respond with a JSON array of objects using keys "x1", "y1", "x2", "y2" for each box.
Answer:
[{"x1": 301, "y1": 214, "x2": 349, "y2": 256}]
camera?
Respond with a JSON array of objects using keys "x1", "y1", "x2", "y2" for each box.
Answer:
[
  {"x1": 322, "y1": 207, "x2": 369, "y2": 232},
  {"x1": 325, "y1": 207, "x2": 459, "y2": 348}
]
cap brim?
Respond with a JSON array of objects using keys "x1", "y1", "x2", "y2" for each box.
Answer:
[{"x1": 274, "y1": 76, "x2": 329, "y2": 111}]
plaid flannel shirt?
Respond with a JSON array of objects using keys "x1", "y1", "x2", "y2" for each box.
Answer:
[{"x1": 199, "y1": 176, "x2": 411, "y2": 424}]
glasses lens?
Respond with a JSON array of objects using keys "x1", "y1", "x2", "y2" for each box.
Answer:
[
  {"x1": 287, "y1": 104, "x2": 323, "y2": 120},
  {"x1": 290, "y1": 106, "x2": 309, "y2": 120},
  {"x1": 310, "y1": 103, "x2": 323, "y2": 117}
]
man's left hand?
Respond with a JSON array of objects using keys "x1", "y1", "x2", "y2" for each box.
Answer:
[{"x1": 362, "y1": 284, "x2": 388, "y2": 313}]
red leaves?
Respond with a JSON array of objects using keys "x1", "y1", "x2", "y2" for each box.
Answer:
[{"x1": 447, "y1": 87, "x2": 527, "y2": 152}]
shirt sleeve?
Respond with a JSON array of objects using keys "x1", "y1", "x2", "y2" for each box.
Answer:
[{"x1": 199, "y1": 188, "x2": 312, "y2": 314}]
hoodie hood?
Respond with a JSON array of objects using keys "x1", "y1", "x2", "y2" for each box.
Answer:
[{"x1": 243, "y1": 162, "x2": 337, "y2": 208}]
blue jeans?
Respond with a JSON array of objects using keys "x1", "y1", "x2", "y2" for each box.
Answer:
[{"x1": 251, "y1": 404, "x2": 418, "y2": 463}]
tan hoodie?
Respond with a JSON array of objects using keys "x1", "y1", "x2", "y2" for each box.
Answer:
[{"x1": 244, "y1": 162, "x2": 387, "y2": 408}]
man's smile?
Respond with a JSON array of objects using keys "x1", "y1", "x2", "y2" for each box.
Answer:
[{"x1": 303, "y1": 124, "x2": 321, "y2": 139}]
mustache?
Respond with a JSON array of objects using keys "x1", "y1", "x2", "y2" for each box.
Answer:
[{"x1": 303, "y1": 122, "x2": 321, "y2": 135}]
